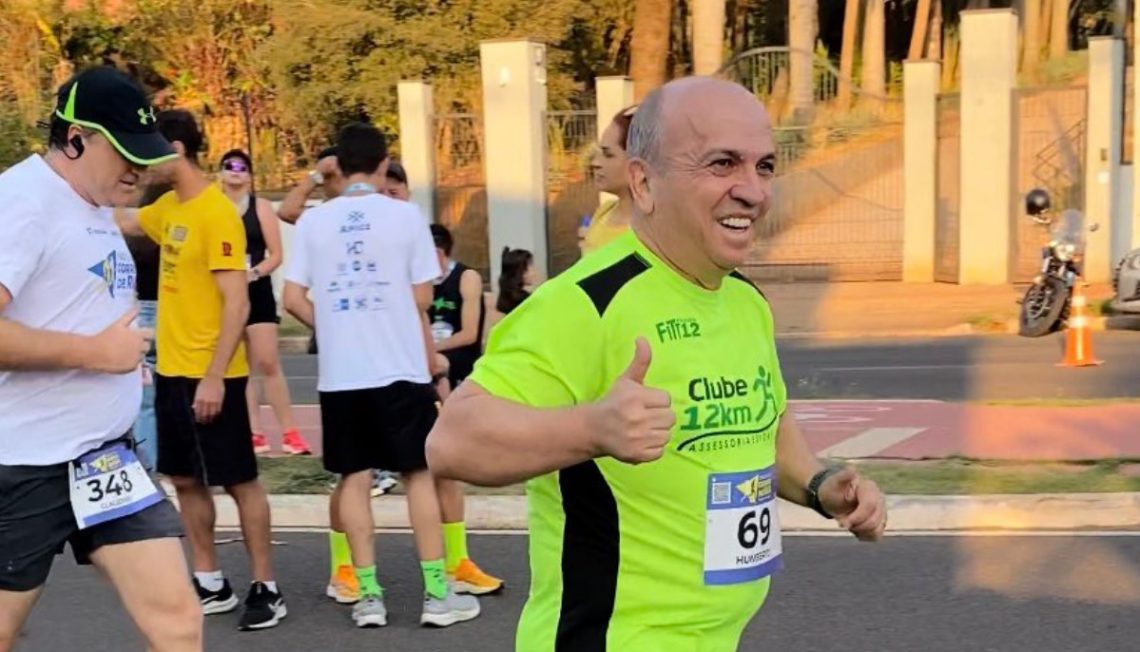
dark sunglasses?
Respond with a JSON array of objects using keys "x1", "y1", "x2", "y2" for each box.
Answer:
[{"x1": 222, "y1": 159, "x2": 249, "y2": 173}]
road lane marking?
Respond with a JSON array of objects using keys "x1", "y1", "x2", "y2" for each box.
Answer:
[{"x1": 819, "y1": 427, "x2": 926, "y2": 458}]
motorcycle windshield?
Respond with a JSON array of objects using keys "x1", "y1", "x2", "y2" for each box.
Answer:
[{"x1": 1051, "y1": 209, "x2": 1086, "y2": 250}]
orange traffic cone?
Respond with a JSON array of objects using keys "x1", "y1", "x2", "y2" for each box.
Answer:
[{"x1": 1058, "y1": 281, "x2": 1103, "y2": 367}]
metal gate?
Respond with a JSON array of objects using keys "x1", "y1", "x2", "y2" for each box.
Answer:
[
  {"x1": 720, "y1": 46, "x2": 905, "y2": 282},
  {"x1": 433, "y1": 113, "x2": 489, "y2": 279},
  {"x1": 545, "y1": 109, "x2": 598, "y2": 277},
  {"x1": 935, "y1": 93, "x2": 961, "y2": 284},
  {"x1": 1011, "y1": 86, "x2": 1087, "y2": 283}
]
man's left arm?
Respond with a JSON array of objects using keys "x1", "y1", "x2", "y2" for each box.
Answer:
[
  {"x1": 415, "y1": 282, "x2": 442, "y2": 377},
  {"x1": 194, "y1": 206, "x2": 251, "y2": 423},
  {"x1": 775, "y1": 414, "x2": 888, "y2": 541},
  {"x1": 435, "y1": 269, "x2": 483, "y2": 352}
]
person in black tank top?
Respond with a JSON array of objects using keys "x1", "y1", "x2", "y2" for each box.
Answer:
[
  {"x1": 218, "y1": 149, "x2": 312, "y2": 457},
  {"x1": 428, "y1": 224, "x2": 486, "y2": 388}
]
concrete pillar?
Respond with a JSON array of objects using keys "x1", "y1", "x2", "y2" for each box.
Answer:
[
  {"x1": 480, "y1": 39, "x2": 549, "y2": 279},
  {"x1": 595, "y1": 76, "x2": 635, "y2": 142},
  {"x1": 903, "y1": 59, "x2": 940, "y2": 283},
  {"x1": 595, "y1": 76, "x2": 635, "y2": 205},
  {"x1": 1084, "y1": 37, "x2": 1125, "y2": 282},
  {"x1": 397, "y1": 81, "x2": 436, "y2": 222},
  {"x1": 958, "y1": 9, "x2": 1017, "y2": 284}
]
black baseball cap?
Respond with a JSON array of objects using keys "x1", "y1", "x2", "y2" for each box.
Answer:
[{"x1": 54, "y1": 66, "x2": 177, "y2": 167}]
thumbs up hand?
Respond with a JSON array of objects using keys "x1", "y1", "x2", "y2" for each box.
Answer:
[
  {"x1": 589, "y1": 337, "x2": 676, "y2": 465},
  {"x1": 819, "y1": 467, "x2": 888, "y2": 542}
]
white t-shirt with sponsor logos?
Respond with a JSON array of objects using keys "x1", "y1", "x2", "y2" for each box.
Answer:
[
  {"x1": 0, "y1": 155, "x2": 142, "y2": 465},
  {"x1": 286, "y1": 192, "x2": 441, "y2": 392}
]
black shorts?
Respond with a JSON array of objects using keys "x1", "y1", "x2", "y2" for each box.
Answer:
[
  {"x1": 248, "y1": 278, "x2": 280, "y2": 326},
  {"x1": 319, "y1": 381, "x2": 440, "y2": 475},
  {"x1": 155, "y1": 374, "x2": 258, "y2": 487},
  {"x1": 0, "y1": 437, "x2": 183, "y2": 591}
]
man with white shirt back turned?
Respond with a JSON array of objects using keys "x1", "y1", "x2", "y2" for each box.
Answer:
[
  {"x1": 0, "y1": 65, "x2": 201, "y2": 652},
  {"x1": 283, "y1": 122, "x2": 480, "y2": 629}
]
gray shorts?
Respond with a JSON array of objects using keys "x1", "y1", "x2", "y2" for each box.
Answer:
[{"x1": 0, "y1": 437, "x2": 183, "y2": 592}]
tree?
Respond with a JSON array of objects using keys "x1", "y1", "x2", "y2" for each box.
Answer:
[
  {"x1": 1050, "y1": 0, "x2": 1069, "y2": 59},
  {"x1": 1022, "y1": 0, "x2": 1043, "y2": 77},
  {"x1": 908, "y1": 0, "x2": 933, "y2": 60},
  {"x1": 788, "y1": 0, "x2": 817, "y2": 121},
  {"x1": 861, "y1": 0, "x2": 886, "y2": 103},
  {"x1": 630, "y1": 0, "x2": 673, "y2": 100},
  {"x1": 837, "y1": 0, "x2": 860, "y2": 109},
  {"x1": 692, "y1": 0, "x2": 726, "y2": 75}
]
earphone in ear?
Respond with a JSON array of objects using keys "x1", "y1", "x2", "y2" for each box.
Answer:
[{"x1": 67, "y1": 135, "x2": 85, "y2": 159}]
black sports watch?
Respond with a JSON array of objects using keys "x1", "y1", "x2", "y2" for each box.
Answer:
[{"x1": 806, "y1": 466, "x2": 844, "y2": 519}]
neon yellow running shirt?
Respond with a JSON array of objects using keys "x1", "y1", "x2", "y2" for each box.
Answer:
[{"x1": 469, "y1": 230, "x2": 788, "y2": 651}]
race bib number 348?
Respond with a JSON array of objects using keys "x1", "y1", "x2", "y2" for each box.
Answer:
[
  {"x1": 69, "y1": 443, "x2": 162, "y2": 530},
  {"x1": 704, "y1": 467, "x2": 783, "y2": 586}
]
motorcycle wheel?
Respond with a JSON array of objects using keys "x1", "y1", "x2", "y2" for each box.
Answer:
[{"x1": 1018, "y1": 276, "x2": 1070, "y2": 338}]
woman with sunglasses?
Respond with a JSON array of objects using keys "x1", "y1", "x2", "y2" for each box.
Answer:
[{"x1": 218, "y1": 149, "x2": 312, "y2": 456}]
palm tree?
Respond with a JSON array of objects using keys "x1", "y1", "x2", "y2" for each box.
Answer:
[
  {"x1": 861, "y1": 0, "x2": 886, "y2": 104},
  {"x1": 789, "y1": 0, "x2": 817, "y2": 121},
  {"x1": 838, "y1": 0, "x2": 860, "y2": 110},
  {"x1": 630, "y1": 0, "x2": 674, "y2": 100},
  {"x1": 691, "y1": 0, "x2": 726, "y2": 76}
]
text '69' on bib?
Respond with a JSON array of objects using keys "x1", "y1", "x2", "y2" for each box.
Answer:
[
  {"x1": 704, "y1": 467, "x2": 783, "y2": 586},
  {"x1": 69, "y1": 442, "x2": 163, "y2": 529}
]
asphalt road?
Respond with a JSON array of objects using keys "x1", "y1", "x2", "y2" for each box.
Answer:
[
  {"x1": 19, "y1": 533, "x2": 1139, "y2": 651},
  {"x1": 280, "y1": 332, "x2": 1140, "y2": 403}
]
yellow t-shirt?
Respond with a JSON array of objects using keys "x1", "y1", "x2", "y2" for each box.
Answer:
[
  {"x1": 581, "y1": 198, "x2": 630, "y2": 256},
  {"x1": 139, "y1": 184, "x2": 249, "y2": 378}
]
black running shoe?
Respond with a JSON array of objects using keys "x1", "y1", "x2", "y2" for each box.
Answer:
[
  {"x1": 238, "y1": 582, "x2": 287, "y2": 631},
  {"x1": 194, "y1": 578, "x2": 239, "y2": 615}
]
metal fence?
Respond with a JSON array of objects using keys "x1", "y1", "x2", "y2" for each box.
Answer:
[
  {"x1": 545, "y1": 109, "x2": 598, "y2": 276},
  {"x1": 935, "y1": 93, "x2": 961, "y2": 284},
  {"x1": 433, "y1": 113, "x2": 489, "y2": 279},
  {"x1": 1011, "y1": 85, "x2": 1087, "y2": 283},
  {"x1": 744, "y1": 112, "x2": 905, "y2": 282}
]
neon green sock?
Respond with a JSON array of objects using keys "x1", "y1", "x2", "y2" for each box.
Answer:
[
  {"x1": 354, "y1": 565, "x2": 383, "y2": 598},
  {"x1": 421, "y1": 559, "x2": 447, "y2": 600},
  {"x1": 443, "y1": 521, "x2": 469, "y2": 573},
  {"x1": 329, "y1": 530, "x2": 352, "y2": 576}
]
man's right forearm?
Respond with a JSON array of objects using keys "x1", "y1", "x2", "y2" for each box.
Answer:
[
  {"x1": 0, "y1": 317, "x2": 96, "y2": 371},
  {"x1": 426, "y1": 383, "x2": 599, "y2": 487},
  {"x1": 277, "y1": 178, "x2": 318, "y2": 224}
]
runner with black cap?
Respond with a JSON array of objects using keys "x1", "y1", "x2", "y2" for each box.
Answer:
[{"x1": 0, "y1": 65, "x2": 202, "y2": 652}]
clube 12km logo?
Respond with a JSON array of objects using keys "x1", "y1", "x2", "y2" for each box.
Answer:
[{"x1": 676, "y1": 367, "x2": 781, "y2": 453}]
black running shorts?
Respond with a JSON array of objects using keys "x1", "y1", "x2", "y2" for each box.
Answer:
[
  {"x1": 319, "y1": 381, "x2": 440, "y2": 475},
  {"x1": 0, "y1": 436, "x2": 183, "y2": 591},
  {"x1": 155, "y1": 374, "x2": 258, "y2": 487}
]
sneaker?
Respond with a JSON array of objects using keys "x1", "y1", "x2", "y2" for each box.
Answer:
[
  {"x1": 194, "y1": 578, "x2": 239, "y2": 615},
  {"x1": 282, "y1": 430, "x2": 312, "y2": 456},
  {"x1": 326, "y1": 565, "x2": 361, "y2": 605},
  {"x1": 370, "y1": 470, "x2": 398, "y2": 497},
  {"x1": 238, "y1": 582, "x2": 287, "y2": 631},
  {"x1": 252, "y1": 433, "x2": 270, "y2": 455},
  {"x1": 352, "y1": 594, "x2": 388, "y2": 628},
  {"x1": 421, "y1": 586, "x2": 480, "y2": 627},
  {"x1": 451, "y1": 559, "x2": 504, "y2": 596}
]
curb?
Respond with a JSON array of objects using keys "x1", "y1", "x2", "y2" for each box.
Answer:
[{"x1": 192, "y1": 493, "x2": 1140, "y2": 533}]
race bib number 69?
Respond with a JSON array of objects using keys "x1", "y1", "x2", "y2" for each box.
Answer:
[{"x1": 703, "y1": 467, "x2": 783, "y2": 586}]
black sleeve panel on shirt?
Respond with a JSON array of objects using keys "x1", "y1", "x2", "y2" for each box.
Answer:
[
  {"x1": 728, "y1": 270, "x2": 766, "y2": 300},
  {"x1": 576, "y1": 253, "x2": 652, "y2": 317}
]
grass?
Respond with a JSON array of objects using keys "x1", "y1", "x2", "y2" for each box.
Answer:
[
  {"x1": 278, "y1": 314, "x2": 310, "y2": 338},
  {"x1": 965, "y1": 313, "x2": 1011, "y2": 332},
  {"x1": 256, "y1": 456, "x2": 1140, "y2": 497}
]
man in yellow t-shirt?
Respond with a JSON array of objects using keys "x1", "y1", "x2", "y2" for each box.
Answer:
[{"x1": 116, "y1": 110, "x2": 286, "y2": 632}]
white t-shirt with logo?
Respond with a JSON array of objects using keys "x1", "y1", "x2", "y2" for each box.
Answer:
[
  {"x1": 0, "y1": 155, "x2": 142, "y2": 465},
  {"x1": 286, "y1": 193, "x2": 441, "y2": 392}
]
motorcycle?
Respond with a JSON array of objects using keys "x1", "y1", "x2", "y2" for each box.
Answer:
[{"x1": 1017, "y1": 188, "x2": 1096, "y2": 338}]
